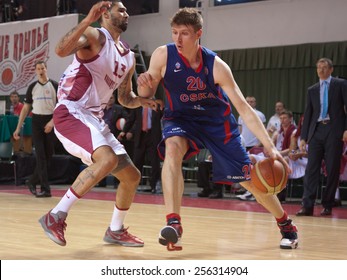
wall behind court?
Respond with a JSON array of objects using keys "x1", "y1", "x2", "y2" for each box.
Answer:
[
  {"x1": 122, "y1": 0, "x2": 347, "y2": 119},
  {"x1": 123, "y1": 0, "x2": 347, "y2": 54}
]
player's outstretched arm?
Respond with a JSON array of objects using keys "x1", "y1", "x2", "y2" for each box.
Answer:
[{"x1": 214, "y1": 56, "x2": 290, "y2": 172}]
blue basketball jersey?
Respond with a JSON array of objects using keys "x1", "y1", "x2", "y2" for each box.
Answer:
[
  {"x1": 163, "y1": 44, "x2": 237, "y2": 125},
  {"x1": 159, "y1": 44, "x2": 251, "y2": 183}
]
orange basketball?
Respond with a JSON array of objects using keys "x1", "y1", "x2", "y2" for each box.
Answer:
[{"x1": 250, "y1": 158, "x2": 288, "y2": 195}]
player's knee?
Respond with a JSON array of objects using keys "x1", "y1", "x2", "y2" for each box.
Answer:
[
  {"x1": 100, "y1": 153, "x2": 118, "y2": 172},
  {"x1": 131, "y1": 167, "x2": 141, "y2": 185},
  {"x1": 122, "y1": 168, "x2": 141, "y2": 190},
  {"x1": 165, "y1": 140, "x2": 186, "y2": 160}
]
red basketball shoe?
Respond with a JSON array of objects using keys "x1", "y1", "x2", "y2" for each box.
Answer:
[
  {"x1": 103, "y1": 226, "x2": 144, "y2": 247},
  {"x1": 38, "y1": 210, "x2": 67, "y2": 246}
]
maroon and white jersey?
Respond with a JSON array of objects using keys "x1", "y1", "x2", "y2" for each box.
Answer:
[{"x1": 56, "y1": 27, "x2": 134, "y2": 118}]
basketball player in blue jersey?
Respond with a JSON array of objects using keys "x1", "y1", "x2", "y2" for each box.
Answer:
[{"x1": 137, "y1": 8, "x2": 299, "y2": 251}]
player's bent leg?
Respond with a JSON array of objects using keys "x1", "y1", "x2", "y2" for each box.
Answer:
[
  {"x1": 104, "y1": 156, "x2": 144, "y2": 247},
  {"x1": 240, "y1": 181, "x2": 284, "y2": 216},
  {"x1": 112, "y1": 160, "x2": 141, "y2": 208},
  {"x1": 72, "y1": 146, "x2": 119, "y2": 196},
  {"x1": 240, "y1": 181, "x2": 299, "y2": 249}
]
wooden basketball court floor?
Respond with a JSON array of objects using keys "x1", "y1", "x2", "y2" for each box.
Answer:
[{"x1": 1, "y1": 184, "x2": 347, "y2": 260}]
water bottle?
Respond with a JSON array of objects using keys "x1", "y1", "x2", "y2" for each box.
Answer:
[{"x1": 9, "y1": 105, "x2": 14, "y2": 115}]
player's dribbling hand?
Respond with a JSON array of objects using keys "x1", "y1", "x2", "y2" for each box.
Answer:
[{"x1": 266, "y1": 147, "x2": 292, "y2": 175}]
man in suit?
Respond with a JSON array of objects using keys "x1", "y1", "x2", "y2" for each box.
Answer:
[
  {"x1": 297, "y1": 58, "x2": 347, "y2": 216},
  {"x1": 119, "y1": 104, "x2": 163, "y2": 193}
]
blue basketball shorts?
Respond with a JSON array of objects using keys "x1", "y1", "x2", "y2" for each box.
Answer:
[{"x1": 158, "y1": 117, "x2": 252, "y2": 184}]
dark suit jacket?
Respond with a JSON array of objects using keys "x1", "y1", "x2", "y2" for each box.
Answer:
[
  {"x1": 301, "y1": 77, "x2": 347, "y2": 143},
  {"x1": 123, "y1": 107, "x2": 162, "y2": 148}
]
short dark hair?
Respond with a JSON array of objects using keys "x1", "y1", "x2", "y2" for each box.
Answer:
[
  {"x1": 35, "y1": 60, "x2": 46, "y2": 67},
  {"x1": 10, "y1": 90, "x2": 19, "y2": 97},
  {"x1": 280, "y1": 110, "x2": 293, "y2": 118},
  {"x1": 98, "y1": 0, "x2": 123, "y2": 24},
  {"x1": 316, "y1": 57, "x2": 333, "y2": 68}
]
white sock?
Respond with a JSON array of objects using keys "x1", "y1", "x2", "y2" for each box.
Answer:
[
  {"x1": 110, "y1": 205, "x2": 128, "y2": 231},
  {"x1": 51, "y1": 188, "x2": 79, "y2": 214}
]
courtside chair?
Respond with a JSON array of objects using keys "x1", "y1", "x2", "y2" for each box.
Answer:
[{"x1": 0, "y1": 141, "x2": 17, "y2": 185}]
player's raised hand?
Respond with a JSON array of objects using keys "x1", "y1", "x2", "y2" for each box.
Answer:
[{"x1": 85, "y1": 1, "x2": 112, "y2": 23}]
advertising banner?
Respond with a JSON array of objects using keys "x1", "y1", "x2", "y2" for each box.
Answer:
[{"x1": 0, "y1": 14, "x2": 79, "y2": 96}]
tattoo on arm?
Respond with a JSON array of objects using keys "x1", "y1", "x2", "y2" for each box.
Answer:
[
  {"x1": 118, "y1": 73, "x2": 138, "y2": 108},
  {"x1": 56, "y1": 26, "x2": 89, "y2": 55},
  {"x1": 57, "y1": 27, "x2": 77, "y2": 51}
]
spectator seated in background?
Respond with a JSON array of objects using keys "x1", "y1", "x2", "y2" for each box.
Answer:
[
  {"x1": 244, "y1": 110, "x2": 299, "y2": 203},
  {"x1": 267, "y1": 101, "x2": 285, "y2": 138},
  {"x1": 9, "y1": 90, "x2": 33, "y2": 154},
  {"x1": 267, "y1": 110, "x2": 296, "y2": 202},
  {"x1": 238, "y1": 96, "x2": 266, "y2": 151},
  {"x1": 9, "y1": 90, "x2": 33, "y2": 117},
  {"x1": 287, "y1": 115, "x2": 307, "y2": 180},
  {"x1": 9, "y1": 90, "x2": 24, "y2": 116}
]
